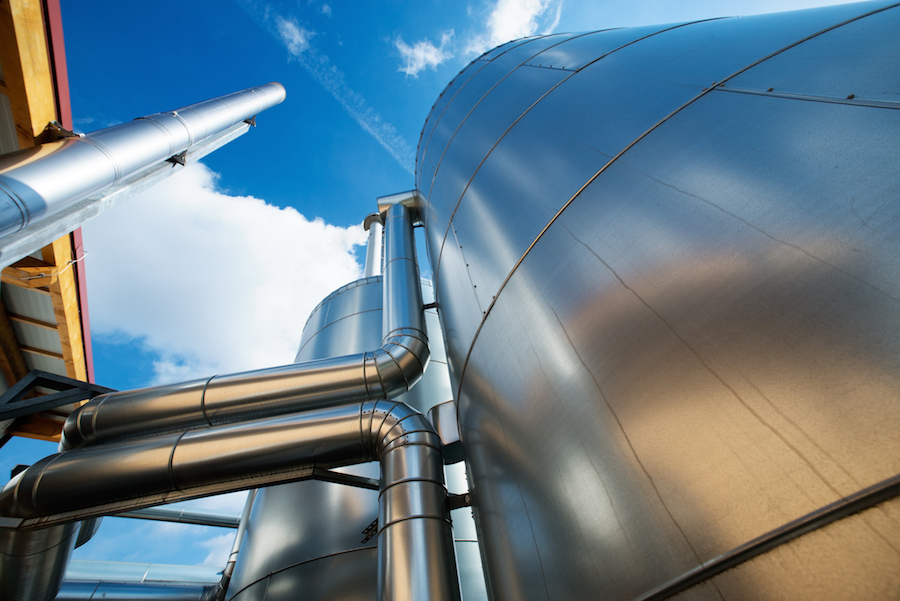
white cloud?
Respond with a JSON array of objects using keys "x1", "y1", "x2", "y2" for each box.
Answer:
[
  {"x1": 275, "y1": 15, "x2": 312, "y2": 55},
  {"x1": 466, "y1": 0, "x2": 563, "y2": 55},
  {"x1": 395, "y1": 31, "x2": 455, "y2": 78},
  {"x1": 199, "y1": 532, "x2": 237, "y2": 567},
  {"x1": 321, "y1": 3, "x2": 332, "y2": 17},
  {"x1": 83, "y1": 163, "x2": 366, "y2": 384},
  {"x1": 240, "y1": 1, "x2": 416, "y2": 174}
]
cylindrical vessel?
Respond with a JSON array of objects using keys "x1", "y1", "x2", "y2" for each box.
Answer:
[
  {"x1": 227, "y1": 277, "x2": 485, "y2": 601},
  {"x1": 419, "y1": 2, "x2": 900, "y2": 599}
]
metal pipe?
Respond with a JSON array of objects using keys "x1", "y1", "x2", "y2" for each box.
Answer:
[
  {"x1": 60, "y1": 202, "x2": 428, "y2": 450},
  {"x1": 115, "y1": 506, "x2": 241, "y2": 528},
  {"x1": 0, "y1": 522, "x2": 78, "y2": 601},
  {"x1": 364, "y1": 213, "x2": 384, "y2": 277},
  {"x1": 0, "y1": 82, "x2": 286, "y2": 240},
  {"x1": 1, "y1": 400, "x2": 461, "y2": 601},
  {"x1": 212, "y1": 489, "x2": 257, "y2": 600}
]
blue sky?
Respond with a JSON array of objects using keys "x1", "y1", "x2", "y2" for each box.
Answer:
[{"x1": 1, "y1": 0, "x2": 866, "y2": 574}]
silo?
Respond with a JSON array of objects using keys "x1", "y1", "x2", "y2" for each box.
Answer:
[{"x1": 417, "y1": 2, "x2": 900, "y2": 599}]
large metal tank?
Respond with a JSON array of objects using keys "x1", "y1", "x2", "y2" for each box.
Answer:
[
  {"x1": 417, "y1": 2, "x2": 900, "y2": 599},
  {"x1": 227, "y1": 276, "x2": 486, "y2": 600}
]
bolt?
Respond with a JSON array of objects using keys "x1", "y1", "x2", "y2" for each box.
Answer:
[{"x1": 847, "y1": 94, "x2": 855, "y2": 99}]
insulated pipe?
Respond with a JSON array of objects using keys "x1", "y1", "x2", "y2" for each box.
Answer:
[
  {"x1": 60, "y1": 203, "x2": 427, "y2": 450},
  {"x1": 364, "y1": 212, "x2": 384, "y2": 277},
  {"x1": 213, "y1": 489, "x2": 257, "y2": 600},
  {"x1": 0, "y1": 400, "x2": 461, "y2": 601},
  {"x1": 0, "y1": 83, "x2": 286, "y2": 239},
  {"x1": 116, "y1": 505, "x2": 241, "y2": 528},
  {"x1": 0, "y1": 522, "x2": 78, "y2": 601}
]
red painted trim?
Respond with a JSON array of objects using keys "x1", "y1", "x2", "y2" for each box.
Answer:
[
  {"x1": 71, "y1": 228, "x2": 94, "y2": 383},
  {"x1": 43, "y1": 1, "x2": 94, "y2": 383},
  {"x1": 42, "y1": 0, "x2": 72, "y2": 130}
]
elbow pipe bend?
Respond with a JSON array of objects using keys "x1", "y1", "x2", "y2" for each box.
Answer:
[
  {"x1": 61, "y1": 204, "x2": 428, "y2": 450},
  {"x1": 2, "y1": 400, "x2": 458, "y2": 601}
]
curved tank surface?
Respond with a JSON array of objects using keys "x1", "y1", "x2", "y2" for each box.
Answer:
[
  {"x1": 227, "y1": 277, "x2": 486, "y2": 601},
  {"x1": 417, "y1": 1, "x2": 900, "y2": 599}
]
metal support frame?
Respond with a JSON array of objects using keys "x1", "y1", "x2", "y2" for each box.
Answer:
[{"x1": 0, "y1": 369, "x2": 113, "y2": 421}]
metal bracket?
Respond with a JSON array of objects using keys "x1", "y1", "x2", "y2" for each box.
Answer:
[
  {"x1": 39, "y1": 121, "x2": 83, "y2": 143},
  {"x1": 310, "y1": 467, "x2": 380, "y2": 490},
  {"x1": 447, "y1": 493, "x2": 472, "y2": 511},
  {"x1": 0, "y1": 369, "x2": 115, "y2": 422},
  {"x1": 244, "y1": 116, "x2": 257, "y2": 127},
  {"x1": 166, "y1": 151, "x2": 187, "y2": 166},
  {"x1": 361, "y1": 518, "x2": 378, "y2": 543}
]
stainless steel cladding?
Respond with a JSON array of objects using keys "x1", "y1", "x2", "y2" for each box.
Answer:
[
  {"x1": 0, "y1": 522, "x2": 78, "y2": 601},
  {"x1": 417, "y1": 2, "x2": 900, "y2": 599},
  {"x1": 59, "y1": 203, "x2": 428, "y2": 450},
  {"x1": 365, "y1": 213, "x2": 385, "y2": 277},
  {"x1": 0, "y1": 83, "x2": 285, "y2": 241},
  {"x1": 230, "y1": 275, "x2": 478, "y2": 601}
]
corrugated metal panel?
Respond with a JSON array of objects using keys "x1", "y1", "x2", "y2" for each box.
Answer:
[
  {"x1": 2, "y1": 286, "x2": 57, "y2": 323},
  {"x1": 10, "y1": 320, "x2": 63, "y2": 354}
]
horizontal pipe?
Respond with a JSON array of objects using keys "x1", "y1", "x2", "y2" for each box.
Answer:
[
  {"x1": 115, "y1": 506, "x2": 241, "y2": 528},
  {"x1": 1, "y1": 400, "x2": 461, "y2": 601},
  {"x1": 56, "y1": 582, "x2": 216, "y2": 601},
  {"x1": 60, "y1": 202, "x2": 428, "y2": 450},
  {"x1": 0, "y1": 83, "x2": 286, "y2": 240}
]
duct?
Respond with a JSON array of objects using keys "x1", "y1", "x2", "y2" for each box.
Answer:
[
  {"x1": 55, "y1": 582, "x2": 217, "y2": 601},
  {"x1": 0, "y1": 521, "x2": 78, "y2": 601},
  {"x1": 364, "y1": 212, "x2": 384, "y2": 277},
  {"x1": 0, "y1": 82, "x2": 286, "y2": 245},
  {"x1": 60, "y1": 202, "x2": 427, "y2": 450},
  {"x1": 116, "y1": 506, "x2": 241, "y2": 528},
  {"x1": 1, "y1": 400, "x2": 461, "y2": 601},
  {"x1": 212, "y1": 490, "x2": 257, "y2": 601}
]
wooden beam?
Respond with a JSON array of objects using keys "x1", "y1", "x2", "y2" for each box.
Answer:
[
  {"x1": 20, "y1": 344, "x2": 64, "y2": 361},
  {"x1": 1, "y1": 256, "x2": 58, "y2": 289},
  {"x1": 0, "y1": 0, "x2": 34, "y2": 148},
  {"x1": 5, "y1": 0, "x2": 56, "y2": 141},
  {"x1": 7, "y1": 414, "x2": 63, "y2": 442},
  {"x1": 0, "y1": 301, "x2": 28, "y2": 388},
  {"x1": 43, "y1": 236, "x2": 86, "y2": 380},
  {"x1": 7, "y1": 313, "x2": 56, "y2": 331}
]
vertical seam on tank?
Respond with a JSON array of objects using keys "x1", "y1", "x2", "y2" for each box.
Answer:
[
  {"x1": 417, "y1": 35, "x2": 562, "y2": 187},
  {"x1": 425, "y1": 31, "x2": 599, "y2": 207},
  {"x1": 450, "y1": 1, "x2": 900, "y2": 404},
  {"x1": 429, "y1": 19, "x2": 719, "y2": 289},
  {"x1": 417, "y1": 39, "x2": 529, "y2": 189}
]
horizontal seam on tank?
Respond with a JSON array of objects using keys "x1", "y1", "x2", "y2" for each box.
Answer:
[
  {"x1": 634, "y1": 471, "x2": 900, "y2": 601},
  {"x1": 226, "y1": 545, "x2": 378, "y2": 598},
  {"x1": 451, "y1": 0, "x2": 900, "y2": 404},
  {"x1": 430, "y1": 18, "x2": 719, "y2": 288},
  {"x1": 714, "y1": 86, "x2": 900, "y2": 109},
  {"x1": 296, "y1": 308, "x2": 382, "y2": 356}
]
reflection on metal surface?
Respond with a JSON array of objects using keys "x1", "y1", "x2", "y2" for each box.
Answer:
[
  {"x1": 0, "y1": 83, "x2": 286, "y2": 265},
  {"x1": 0, "y1": 522, "x2": 78, "y2": 601},
  {"x1": 116, "y1": 505, "x2": 241, "y2": 528},
  {"x1": 59, "y1": 203, "x2": 428, "y2": 450},
  {"x1": 418, "y1": 2, "x2": 900, "y2": 599},
  {"x1": 232, "y1": 273, "x2": 480, "y2": 600}
]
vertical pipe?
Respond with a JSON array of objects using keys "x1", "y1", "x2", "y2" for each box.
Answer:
[
  {"x1": 364, "y1": 213, "x2": 384, "y2": 277},
  {"x1": 215, "y1": 489, "x2": 257, "y2": 600}
]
